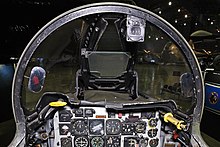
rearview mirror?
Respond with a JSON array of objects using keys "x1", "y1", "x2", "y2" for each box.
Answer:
[{"x1": 28, "y1": 66, "x2": 46, "y2": 93}]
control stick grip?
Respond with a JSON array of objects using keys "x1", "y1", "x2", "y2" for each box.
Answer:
[{"x1": 164, "y1": 112, "x2": 186, "y2": 130}]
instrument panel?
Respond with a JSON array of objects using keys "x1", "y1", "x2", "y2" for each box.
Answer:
[{"x1": 53, "y1": 106, "x2": 163, "y2": 147}]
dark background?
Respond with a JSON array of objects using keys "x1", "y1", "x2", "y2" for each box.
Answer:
[{"x1": 1, "y1": 0, "x2": 219, "y2": 62}]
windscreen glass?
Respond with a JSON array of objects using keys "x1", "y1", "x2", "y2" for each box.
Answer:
[{"x1": 21, "y1": 13, "x2": 194, "y2": 114}]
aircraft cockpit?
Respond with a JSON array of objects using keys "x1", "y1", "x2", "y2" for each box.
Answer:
[{"x1": 9, "y1": 2, "x2": 207, "y2": 147}]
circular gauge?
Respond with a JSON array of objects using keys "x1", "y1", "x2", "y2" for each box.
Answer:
[
  {"x1": 72, "y1": 119, "x2": 88, "y2": 135},
  {"x1": 149, "y1": 138, "x2": 159, "y2": 147},
  {"x1": 124, "y1": 137, "x2": 138, "y2": 147},
  {"x1": 106, "y1": 119, "x2": 121, "y2": 135},
  {"x1": 139, "y1": 138, "x2": 148, "y2": 147},
  {"x1": 61, "y1": 137, "x2": 72, "y2": 147},
  {"x1": 74, "y1": 136, "x2": 89, "y2": 147},
  {"x1": 148, "y1": 128, "x2": 158, "y2": 138},
  {"x1": 91, "y1": 136, "x2": 104, "y2": 147},
  {"x1": 59, "y1": 124, "x2": 70, "y2": 135},
  {"x1": 122, "y1": 123, "x2": 135, "y2": 135},
  {"x1": 144, "y1": 112, "x2": 156, "y2": 119},
  {"x1": 89, "y1": 119, "x2": 104, "y2": 135},
  {"x1": 106, "y1": 136, "x2": 121, "y2": 147},
  {"x1": 148, "y1": 118, "x2": 158, "y2": 128},
  {"x1": 128, "y1": 138, "x2": 137, "y2": 147},
  {"x1": 59, "y1": 110, "x2": 72, "y2": 122},
  {"x1": 135, "y1": 121, "x2": 146, "y2": 133}
]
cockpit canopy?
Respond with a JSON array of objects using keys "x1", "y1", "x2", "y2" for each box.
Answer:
[{"x1": 12, "y1": 2, "x2": 203, "y2": 125}]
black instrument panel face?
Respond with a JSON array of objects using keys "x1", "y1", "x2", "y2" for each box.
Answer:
[{"x1": 53, "y1": 107, "x2": 162, "y2": 147}]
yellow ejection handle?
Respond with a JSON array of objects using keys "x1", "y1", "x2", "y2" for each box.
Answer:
[
  {"x1": 49, "y1": 101, "x2": 67, "y2": 107},
  {"x1": 164, "y1": 112, "x2": 186, "y2": 130}
]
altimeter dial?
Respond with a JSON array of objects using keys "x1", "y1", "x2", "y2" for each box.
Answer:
[
  {"x1": 106, "y1": 119, "x2": 121, "y2": 135},
  {"x1": 72, "y1": 119, "x2": 88, "y2": 135}
]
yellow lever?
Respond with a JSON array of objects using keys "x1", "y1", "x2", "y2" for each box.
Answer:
[
  {"x1": 164, "y1": 112, "x2": 186, "y2": 130},
  {"x1": 49, "y1": 101, "x2": 67, "y2": 107}
]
